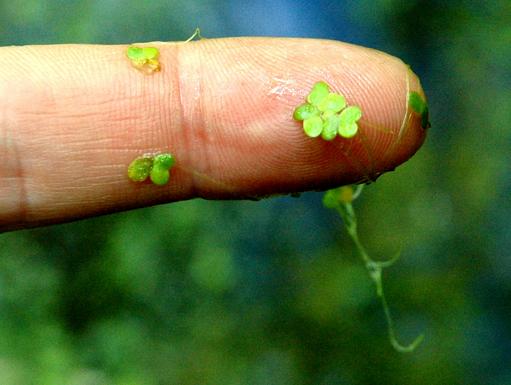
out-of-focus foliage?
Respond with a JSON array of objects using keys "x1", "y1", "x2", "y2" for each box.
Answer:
[{"x1": 0, "y1": 1, "x2": 510, "y2": 384}]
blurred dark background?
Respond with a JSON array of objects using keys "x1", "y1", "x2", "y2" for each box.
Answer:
[{"x1": 0, "y1": 1, "x2": 510, "y2": 384}]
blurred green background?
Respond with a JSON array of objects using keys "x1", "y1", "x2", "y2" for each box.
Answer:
[{"x1": 0, "y1": 1, "x2": 510, "y2": 384}]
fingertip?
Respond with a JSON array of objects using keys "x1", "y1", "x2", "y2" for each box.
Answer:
[{"x1": 177, "y1": 38, "x2": 429, "y2": 194}]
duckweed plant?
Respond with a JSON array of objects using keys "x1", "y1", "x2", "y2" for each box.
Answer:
[
  {"x1": 409, "y1": 91, "x2": 430, "y2": 129},
  {"x1": 127, "y1": 153, "x2": 175, "y2": 186},
  {"x1": 126, "y1": 28, "x2": 202, "y2": 74},
  {"x1": 297, "y1": 80, "x2": 426, "y2": 352},
  {"x1": 126, "y1": 46, "x2": 161, "y2": 74},
  {"x1": 293, "y1": 81, "x2": 362, "y2": 140}
]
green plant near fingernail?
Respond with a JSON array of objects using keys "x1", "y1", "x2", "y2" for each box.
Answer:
[
  {"x1": 127, "y1": 153, "x2": 175, "y2": 186},
  {"x1": 408, "y1": 91, "x2": 430, "y2": 129},
  {"x1": 293, "y1": 81, "x2": 362, "y2": 140}
]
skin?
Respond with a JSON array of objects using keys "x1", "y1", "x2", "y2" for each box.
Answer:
[{"x1": 0, "y1": 37, "x2": 427, "y2": 232}]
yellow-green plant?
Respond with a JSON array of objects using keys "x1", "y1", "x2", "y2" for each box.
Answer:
[
  {"x1": 127, "y1": 153, "x2": 175, "y2": 186},
  {"x1": 126, "y1": 46, "x2": 161, "y2": 74},
  {"x1": 293, "y1": 81, "x2": 362, "y2": 140}
]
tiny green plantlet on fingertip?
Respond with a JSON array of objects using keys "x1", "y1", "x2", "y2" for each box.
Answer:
[
  {"x1": 126, "y1": 29, "x2": 204, "y2": 74},
  {"x1": 294, "y1": 81, "x2": 362, "y2": 140},
  {"x1": 408, "y1": 91, "x2": 431, "y2": 129},
  {"x1": 323, "y1": 185, "x2": 425, "y2": 353},
  {"x1": 127, "y1": 156, "x2": 153, "y2": 182},
  {"x1": 128, "y1": 153, "x2": 175, "y2": 186},
  {"x1": 126, "y1": 46, "x2": 161, "y2": 74}
]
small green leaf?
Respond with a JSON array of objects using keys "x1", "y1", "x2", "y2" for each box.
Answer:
[
  {"x1": 154, "y1": 153, "x2": 175, "y2": 169},
  {"x1": 127, "y1": 46, "x2": 159, "y2": 61},
  {"x1": 142, "y1": 47, "x2": 159, "y2": 60},
  {"x1": 307, "y1": 81, "x2": 330, "y2": 106},
  {"x1": 408, "y1": 92, "x2": 430, "y2": 129},
  {"x1": 321, "y1": 113, "x2": 340, "y2": 141},
  {"x1": 323, "y1": 188, "x2": 340, "y2": 209},
  {"x1": 408, "y1": 91, "x2": 426, "y2": 114},
  {"x1": 338, "y1": 106, "x2": 362, "y2": 138},
  {"x1": 127, "y1": 157, "x2": 153, "y2": 182},
  {"x1": 128, "y1": 152, "x2": 175, "y2": 185},
  {"x1": 318, "y1": 93, "x2": 346, "y2": 113},
  {"x1": 126, "y1": 47, "x2": 145, "y2": 60},
  {"x1": 339, "y1": 106, "x2": 362, "y2": 124},
  {"x1": 303, "y1": 116, "x2": 323, "y2": 138},
  {"x1": 126, "y1": 46, "x2": 161, "y2": 74},
  {"x1": 293, "y1": 103, "x2": 318, "y2": 121},
  {"x1": 149, "y1": 165, "x2": 170, "y2": 186},
  {"x1": 338, "y1": 122, "x2": 358, "y2": 138}
]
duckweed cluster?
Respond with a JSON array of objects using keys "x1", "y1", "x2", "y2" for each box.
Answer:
[
  {"x1": 293, "y1": 81, "x2": 362, "y2": 140},
  {"x1": 127, "y1": 153, "x2": 175, "y2": 186}
]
